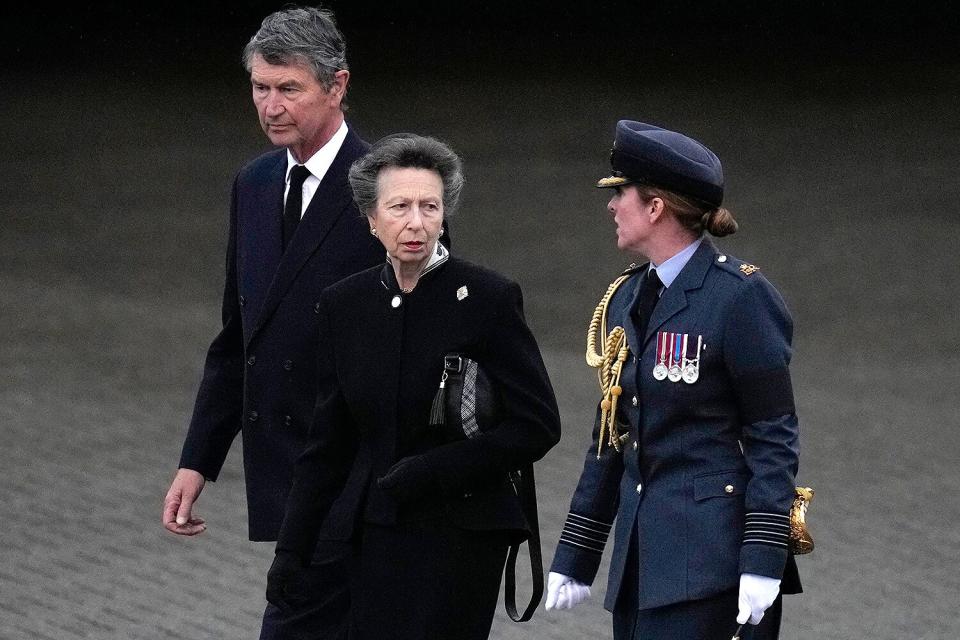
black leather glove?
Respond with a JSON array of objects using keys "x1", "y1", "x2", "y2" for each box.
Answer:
[
  {"x1": 376, "y1": 455, "x2": 436, "y2": 503},
  {"x1": 265, "y1": 550, "x2": 305, "y2": 612}
]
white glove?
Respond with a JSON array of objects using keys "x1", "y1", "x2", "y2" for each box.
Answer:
[
  {"x1": 737, "y1": 573, "x2": 781, "y2": 625},
  {"x1": 544, "y1": 571, "x2": 591, "y2": 610}
]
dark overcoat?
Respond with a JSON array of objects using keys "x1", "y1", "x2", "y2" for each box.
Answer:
[
  {"x1": 178, "y1": 129, "x2": 385, "y2": 541},
  {"x1": 551, "y1": 238, "x2": 801, "y2": 612},
  {"x1": 276, "y1": 254, "x2": 562, "y2": 558}
]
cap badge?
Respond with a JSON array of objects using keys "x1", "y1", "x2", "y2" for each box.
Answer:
[{"x1": 456, "y1": 286, "x2": 469, "y2": 301}]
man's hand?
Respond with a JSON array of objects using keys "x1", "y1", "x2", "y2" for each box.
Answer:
[
  {"x1": 545, "y1": 571, "x2": 591, "y2": 611},
  {"x1": 737, "y1": 573, "x2": 781, "y2": 625},
  {"x1": 162, "y1": 468, "x2": 207, "y2": 535}
]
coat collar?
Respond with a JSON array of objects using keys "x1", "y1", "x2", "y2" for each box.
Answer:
[{"x1": 379, "y1": 242, "x2": 450, "y2": 292}]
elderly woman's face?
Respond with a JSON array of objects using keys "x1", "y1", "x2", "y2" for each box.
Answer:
[{"x1": 369, "y1": 167, "x2": 444, "y2": 265}]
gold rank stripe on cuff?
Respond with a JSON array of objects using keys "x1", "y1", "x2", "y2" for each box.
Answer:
[
  {"x1": 743, "y1": 512, "x2": 791, "y2": 547},
  {"x1": 558, "y1": 512, "x2": 613, "y2": 554}
]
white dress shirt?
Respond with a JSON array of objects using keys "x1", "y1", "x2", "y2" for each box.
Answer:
[{"x1": 284, "y1": 120, "x2": 349, "y2": 218}]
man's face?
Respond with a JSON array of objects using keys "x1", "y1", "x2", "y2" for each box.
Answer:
[{"x1": 249, "y1": 54, "x2": 349, "y2": 162}]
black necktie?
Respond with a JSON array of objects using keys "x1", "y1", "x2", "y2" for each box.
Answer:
[
  {"x1": 283, "y1": 165, "x2": 311, "y2": 250},
  {"x1": 633, "y1": 267, "x2": 663, "y2": 340}
]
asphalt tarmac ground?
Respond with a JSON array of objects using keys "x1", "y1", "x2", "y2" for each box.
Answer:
[{"x1": 3, "y1": 7, "x2": 959, "y2": 639}]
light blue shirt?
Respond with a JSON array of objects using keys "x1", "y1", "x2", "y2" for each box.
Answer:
[{"x1": 650, "y1": 237, "x2": 702, "y2": 291}]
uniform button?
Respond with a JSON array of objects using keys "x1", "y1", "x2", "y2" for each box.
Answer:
[
  {"x1": 631, "y1": 396, "x2": 638, "y2": 407},
  {"x1": 391, "y1": 295, "x2": 402, "y2": 308},
  {"x1": 247, "y1": 356, "x2": 256, "y2": 366},
  {"x1": 636, "y1": 483, "x2": 643, "y2": 494},
  {"x1": 632, "y1": 441, "x2": 638, "y2": 451},
  {"x1": 283, "y1": 359, "x2": 294, "y2": 371},
  {"x1": 724, "y1": 484, "x2": 735, "y2": 494},
  {"x1": 239, "y1": 295, "x2": 246, "y2": 306},
  {"x1": 717, "y1": 255, "x2": 727, "y2": 263},
  {"x1": 314, "y1": 302, "x2": 321, "y2": 314},
  {"x1": 248, "y1": 411, "x2": 259, "y2": 422},
  {"x1": 284, "y1": 415, "x2": 292, "y2": 426}
]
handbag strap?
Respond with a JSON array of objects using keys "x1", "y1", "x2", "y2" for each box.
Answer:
[{"x1": 504, "y1": 464, "x2": 543, "y2": 622}]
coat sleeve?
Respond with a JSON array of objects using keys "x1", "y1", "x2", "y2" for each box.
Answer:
[
  {"x1": 722, "y1": 274, "x2": 800, "y2": 579},
  {"x1": 275, "y1": 294, "x2": 359, "y2": 560},
  {"x1": 178, "y1": 175, "x2": 245, "y2": 480},
  {"x1": 416, "y1": 280, "x2": 561, "y2": 493},
  {"x1": 549, "y1": 404, "x2": 623, "y2": 585}
]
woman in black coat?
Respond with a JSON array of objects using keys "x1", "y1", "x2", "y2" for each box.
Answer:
[{"x1": 266, "y1": 134, "x2": 561, "y2": 639}]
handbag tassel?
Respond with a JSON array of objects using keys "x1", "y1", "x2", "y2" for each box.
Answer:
[{"x1": 429, "y1": 373, "x2": 448, "y2": 426}]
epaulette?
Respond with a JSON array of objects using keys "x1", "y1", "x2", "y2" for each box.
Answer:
[
  {"x1": 620, "y1": 261, "x2": 648, "y2": 276},
  {"x1": 713, "y1": 253, "x2": 760, "y2": 279}
]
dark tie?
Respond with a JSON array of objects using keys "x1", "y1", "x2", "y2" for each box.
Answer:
[
  {"x1": 632, "y1": 267, "x2": 663, "y2": 340},
  {"x1": 283, "y1": 165, "x2": 311, "y2": 250}
]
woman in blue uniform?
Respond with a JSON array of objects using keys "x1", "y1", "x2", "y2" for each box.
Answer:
[
  {"x1": 547, "y1": 121, "x2": 801, "y2": 639},
  {"x1": 265, "y1": 134, "x2": 561, "y2": 639}
]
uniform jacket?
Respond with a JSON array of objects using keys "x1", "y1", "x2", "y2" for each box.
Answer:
[
  {"x1": 178, "y1": 128, "x2": 385, "y2": 541},
  {"x1": 551, "y1": 238, "x2": 801, "y2": 611},
  {"x1": 276, "y1": 254, "x2": 562, "y2": 558}
]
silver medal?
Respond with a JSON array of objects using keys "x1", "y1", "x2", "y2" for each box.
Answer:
[
  {"x1": 652, "y1": 331, "x2": 669, "y2": 380},
  {"x1": 681, "y1": 334, "x2": 702, "y2": 384},
  {"x1": 667, "y1": 333, "x2": 686, "y2": 382}
]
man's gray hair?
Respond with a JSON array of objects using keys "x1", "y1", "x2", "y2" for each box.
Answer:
[
  {"x1": 349, "y1": 134, "x2": 465, "y2": 217},
  {"x1": 242, "y1": 6, "x2": 348, "y2": 89}
]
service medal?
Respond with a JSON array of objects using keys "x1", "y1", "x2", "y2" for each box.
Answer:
[
  {"x1": 652, "y1": 331, "x2": 669, "y2": 380},
  {"x1": 681, "y1": 334, "x2": 702, "y2": 384},
  {"x1": 667, "y1": 333, "x2": 685, "y2": 382}
]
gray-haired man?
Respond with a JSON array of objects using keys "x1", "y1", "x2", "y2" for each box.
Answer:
[{"x1": 161, "y1": 6, "x2": 384, "y2": 638}]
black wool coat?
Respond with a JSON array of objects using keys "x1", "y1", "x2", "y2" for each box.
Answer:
[
  {"x1": 276, "y1": 255, "x2": 562, "y2": 558},
  {"x1": 178, "y1": 128, "x2": 386, "y2": 541}
]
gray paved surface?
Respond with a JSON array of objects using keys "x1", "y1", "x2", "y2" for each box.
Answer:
[{"x1": 3, "y1": 10, "x2": 960, "y2": 639}]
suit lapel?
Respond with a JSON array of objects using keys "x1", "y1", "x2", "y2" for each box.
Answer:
[
  {"x1": 242, "y1": 154, "x2": 285, "y2": 331},
  {"x1": 643, "y1": 239, "x2": 716, "y2": 345},
  {"x1": 249, "y1": 130, "x2": 365, "y2": 344}
]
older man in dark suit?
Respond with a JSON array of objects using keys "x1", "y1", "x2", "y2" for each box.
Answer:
[{"x1": 161, "y1": 7, "x2": 386, "y2": 639}]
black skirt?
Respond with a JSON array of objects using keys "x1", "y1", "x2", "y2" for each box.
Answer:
[{"x1": 349, "y1": 520, "x2": 511, "y2": 640}]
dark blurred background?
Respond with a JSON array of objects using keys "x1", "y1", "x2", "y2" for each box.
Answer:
[{"x1": 3, "y1": 2, "x2": 959, "y2": 639}]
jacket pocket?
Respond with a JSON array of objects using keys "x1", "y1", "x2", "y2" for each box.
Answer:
[{"x1": 693, "y1": 469, "x2": 747, "y2": 501}]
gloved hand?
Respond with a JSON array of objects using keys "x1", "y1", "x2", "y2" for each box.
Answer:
[
  {"x1": 544, "y1": 571, "x2": 591, "y2": 611},
  {"x1": 737, "y1": 573, "x2": 781, "y2": 625},
  {"x1": 266, "y1": 550, "x2": 306, "y2": 612},
  {"x1": 377, "y1": 455, "x2": 435, "y2": 503}
]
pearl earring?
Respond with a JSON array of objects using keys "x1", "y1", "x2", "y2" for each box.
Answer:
[{"x1": 370, "y1": 228, "x2": 378, "y2": 237}]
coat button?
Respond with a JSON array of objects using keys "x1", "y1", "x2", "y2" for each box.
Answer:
[
  {"x1": 239, "y1": 295, "x2": 246, "y2": 306},
  {"x1": 283, "y1": 359, "x2": 293, "y2": 371},
  {"x1": 247, "y1": 356, "x2": 256, "y2": 366},
  {"x1": 631, "y1": 396, "x2": 638, "y2": 407},
  {"x1": 391, "y1": 295, "x2": 402, "y2": 308},
  {"x1": 314, "y1": 302, "x2": 321, "y2": 314},
  {"x1": 724, "y1": 484, "x2": 735, "y2": 494},
  {"x1": 632, "y1": 441, "x2": 638, "y2": 451},
  {"x1": 248, "y1": 411, "x2": 259, "y2": 422},
  {"x1": 636, "y1": 483, "x2": 643, "y2": 494},
  {"x1": 284, "y1": 415, "x2": 292, "y2": 426},
  {"x1": 717, "y1": 255, "x2": 728, "y2": 263}
]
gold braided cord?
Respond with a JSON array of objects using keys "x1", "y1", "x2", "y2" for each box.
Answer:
[{"x1": 586, "y1": 274, "x2": 633, "y2": 458}]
